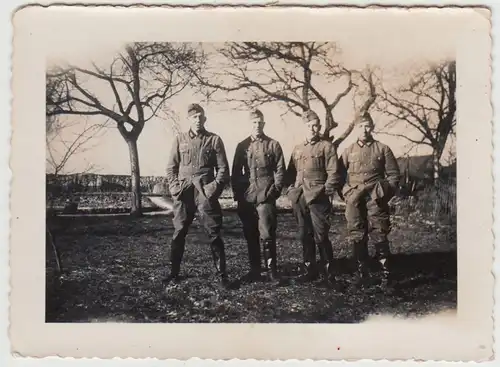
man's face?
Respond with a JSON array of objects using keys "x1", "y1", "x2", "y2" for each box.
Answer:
[
  {"x1": 356, "y1": 120, "x2": 374, "y2": 142},
  {"x1": 250, "y1": 116, "x2": 265, "y2": 137},
  {"x1": 189, "y1": 112, "x2": 205, "y2": 132},
  {"x1": 305, "y1": 119, "x2": 321, "y2": 141}
]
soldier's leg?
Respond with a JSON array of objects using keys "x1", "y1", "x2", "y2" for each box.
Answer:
[
  {"x1": 367, "y1": 196, "x2": 392, "y2": 285},
  {"x1": 256, "y1": 202, "x2": 278, "y2": 280},
  {"x1": 309, "y1": 196, "x2": 338, "y2": 287},
  {"x1": 196, "y1": 192, "x2": 229, "y2": 284},
  {"x1": 237, "y1": 200, "x2": 261, "y2": 276},
  {"x1": 345, "y1": 191, "x2": 370, "y2": 281},
  {"x1": 292, "y1": 195, "x2": 318, "y2": 281},
  {"x1": 166, "y1": 194, "x2": 196, "y2": 282}
]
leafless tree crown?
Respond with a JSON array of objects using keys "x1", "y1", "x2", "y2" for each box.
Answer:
[{"x1": 194, "y1": 42, "x2": 377, "y2": 145}]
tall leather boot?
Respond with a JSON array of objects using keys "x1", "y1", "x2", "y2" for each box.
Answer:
[
  {"x1": 378, "y1": 257, "x2": 390, "y2": 288},
  {"x1": 210, "y1": 238, "x2": 231, "y2": 289},
  {"x1": 316, "y1": 260, "x2": 332, "y2": 285},
  {"x1": 246, "y1": 236, "x2": 262, "y2": 282},
  {"x1": 164, "y1": 240, "x2": 184, "y2": 286},
  {"x1": 352, "y1": 239, "x2": 370, "y2": 288},
  {"x1": 317, "y1": 243, "x2": 342, "y2": 291},
  {"x1": 296, "y1": 261, "x2": 319, "y2": 283},
  {"x1": 263, "y1": 239, "x2": 279, "y2": 284},
  {"x1": 241, "y1": 245, "x2": 262, "y2": 283},
  {"x1": 243, "y1": 265, "x2": 262, "y2": 283},
  {"x1": 297, "y1": 237, "x2": 318, "y2": 283},
  {"x1": 375, "y1": 241, "x2": 392, "y2": 288}
]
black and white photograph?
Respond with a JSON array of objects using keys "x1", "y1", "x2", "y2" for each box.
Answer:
[
  {"x1": 9, "y1": 4, "x2": 493, "y2": 361},
  {"x1": 45, "y1": 37, "x2": 459, "y2": 322}
]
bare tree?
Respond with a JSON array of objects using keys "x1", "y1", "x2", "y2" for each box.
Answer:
[
  {"x1": 46, "y1": 42, "x2": 204, "y2": 216},
  {"x1": 46, "y1": 116, "x2": 107, "y2": 176},
  {"x1": 194, "y1": 42, "x2": 376, "y2": 147},
  {"x1": 375, "y1": 60, "x2": 456, "y2": 182}
]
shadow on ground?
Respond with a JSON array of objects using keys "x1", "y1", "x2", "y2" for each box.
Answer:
[{"x1": 46, "y1": 210, "x2": 457, "y2": 324}]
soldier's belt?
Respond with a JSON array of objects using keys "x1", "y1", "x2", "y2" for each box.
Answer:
[
  {"x1": 177, "y1": 172, "x2": 216, "y2": 182},
  {"x1": 248, "y1": 173, "x2": 274, "y2": 180},
  {"x1": 347, "y1": 175, "x2": 383, "y2": 186}
]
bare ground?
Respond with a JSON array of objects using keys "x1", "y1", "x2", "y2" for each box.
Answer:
[{"x1": 46, "y1": 209, "x2": 456, "y2": 323}]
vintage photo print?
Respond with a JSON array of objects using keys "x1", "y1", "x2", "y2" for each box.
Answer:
[{"x1": 9, "y1": 4, "x2": 493, "y2": 361}]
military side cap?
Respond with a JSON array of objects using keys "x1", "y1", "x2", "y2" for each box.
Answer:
[
  {"x1": 358, "y1": 111, "x2": 374, "y2": 127},
  {"x1": 249, "y1": 109, "x2": 264, "y2": 120},
  {"x1": 302, "y1": 109, "x2": 319, "y2": 123},
  {"x1": 188, "y1": 103, "x2": 204, "y2": 117}
]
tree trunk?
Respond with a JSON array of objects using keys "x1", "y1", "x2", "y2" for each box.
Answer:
[
  {"x1": 127, "y1": 138, "x2": 142, "y2": 217},
  {"x1": 333, "y1": 120, "x2": 356, "y2": 149},
  {"x1": 432, "y1": 149, "x2": 441, "y2": 185},
  {"x1": 323, "y1": 109, "x2": 338, "y2": 141}
]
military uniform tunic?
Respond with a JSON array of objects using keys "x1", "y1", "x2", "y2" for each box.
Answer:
[
  {"x1": 165, "y1": 128, "x2": 230, "y2": 276},
  {"x1": 338, "y1": 138, "x2": 400, "y2": 260},
  {"x1": 285, "y1": 137, "x2": 341, "y2": 274},
  {"x1": 231, "y1": 134, "x2": 286, "y2": 274}
]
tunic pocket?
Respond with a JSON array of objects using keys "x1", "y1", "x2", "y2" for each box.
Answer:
[
  {"x1": 179, "y1": 143, "x2": 191, "y2": 165},
  {"x1": 252, "y1": 150, "x2": 268, "y2": 169},
  {"x1": 371, "y1": 154, "x2": 384, "y2": 170},
  {"x1": 348, "y1": 156, "x2": 362, "y2": 172},
  {"x1": 200, "y1": 147, "x2": 212, "y2": 166},
  {"x1": 263, "y1": 152, "x2": 274, "y2": 167},
  {"x1": 308, "y1": 154, "x2": 324, "y2": 170}
]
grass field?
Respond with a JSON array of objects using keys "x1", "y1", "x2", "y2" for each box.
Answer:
[{"x1": 46, "y1": 206, "x2": 457, "y2": 324}]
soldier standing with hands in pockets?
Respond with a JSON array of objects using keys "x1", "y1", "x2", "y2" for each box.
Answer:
[
  {"x1": 164, "y1": 103, "x2": 232, "y2": 289},
  {"x1": 285, "y1": 110, "x2": 343, "y2": 289},
  {"x1": 232, "y1": 109, "x2": 286, "y2": 283},
  {"x1": 337, "y1": 112, "x2": 401, "y2": 289}
]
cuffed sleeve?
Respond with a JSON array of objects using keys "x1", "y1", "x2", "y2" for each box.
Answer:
[
  {"x1": 231, "y1": 142, "x2": 245, "y2": 201},
  {"x1": 384, "y1": 145, "x2": 401, "y2": 189},
  {"x1": 284, "y1": 150, "x2": 297, "y2": 192},
  {"x1": 214, "y1": 136, "x2": 230, "y2": 188},
  {"x1": 324, "y1": 142, "x2": 341, "y2": 195},
  {"x1": 273, "y1": 142, "x2": 286, "y2": 193},
  {"x1": 165, "y1": 136, "x2": 181, "y2": 196}
]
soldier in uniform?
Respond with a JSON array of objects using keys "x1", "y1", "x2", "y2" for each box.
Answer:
[
  {"x1": 337, "y1": 112, "x2": 401, "y2": 287},
  {"x1": 285, "y1": 110, "x2": 342, "y2": 288},
  {"x1": 165, "y1": 103, "x2": 231, "y2": 288},
  {"x1": 231, "y1": 109, "x2": 286, "y2": 283}
]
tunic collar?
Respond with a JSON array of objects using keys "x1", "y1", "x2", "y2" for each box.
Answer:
[
  {"x1": 250, "y1": 133, "x2": 265, "y2": 142},
  {"x1": 189, "y1": 128, "x2": 208, "y2": 139},
  {"x1": 357, "y1": 138, "x2": 374, "y2": 147},
  {"x1": 304, "y1": 136, "x2": 320, "y2": 146}
]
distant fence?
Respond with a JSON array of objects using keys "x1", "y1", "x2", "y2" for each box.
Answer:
[
  {"x1": 46, "y1": 173, "x2": 167, "y2": 195},
  {"x1": 48, "y1": 156, "x2": 456, "y2": 197},
  {"x1": 46, "y1": 174, "x2": 456, "y2": 224},
  {"x1": 45, "y1": 173, "x2": 239, "y2": 198}
]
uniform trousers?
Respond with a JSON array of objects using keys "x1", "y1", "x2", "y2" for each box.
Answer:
[
  {"x1": 237, "y1": 200, "x2": 277, "y2": 273},
  {"x1": 291, "y1": 193, "x2": 334, "y2": 274},
  {"x1": 344, "y1": 184, "x2": 392, "y2": 262},
  {"x1": 169, "y1": 185, "x2": 226, "y2": 276}
]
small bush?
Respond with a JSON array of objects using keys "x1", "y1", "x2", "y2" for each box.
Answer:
[{"x1": 393, "y1": 179, "x2": 456, "y2": 225}]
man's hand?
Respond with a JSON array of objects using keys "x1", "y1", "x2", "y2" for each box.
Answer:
[
  {"x1": 336, "y1": 187, "x2": 345, "y2": 202},
  {"x1": 205, "y1": 180, "x2": 224, "y2": 200}
]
